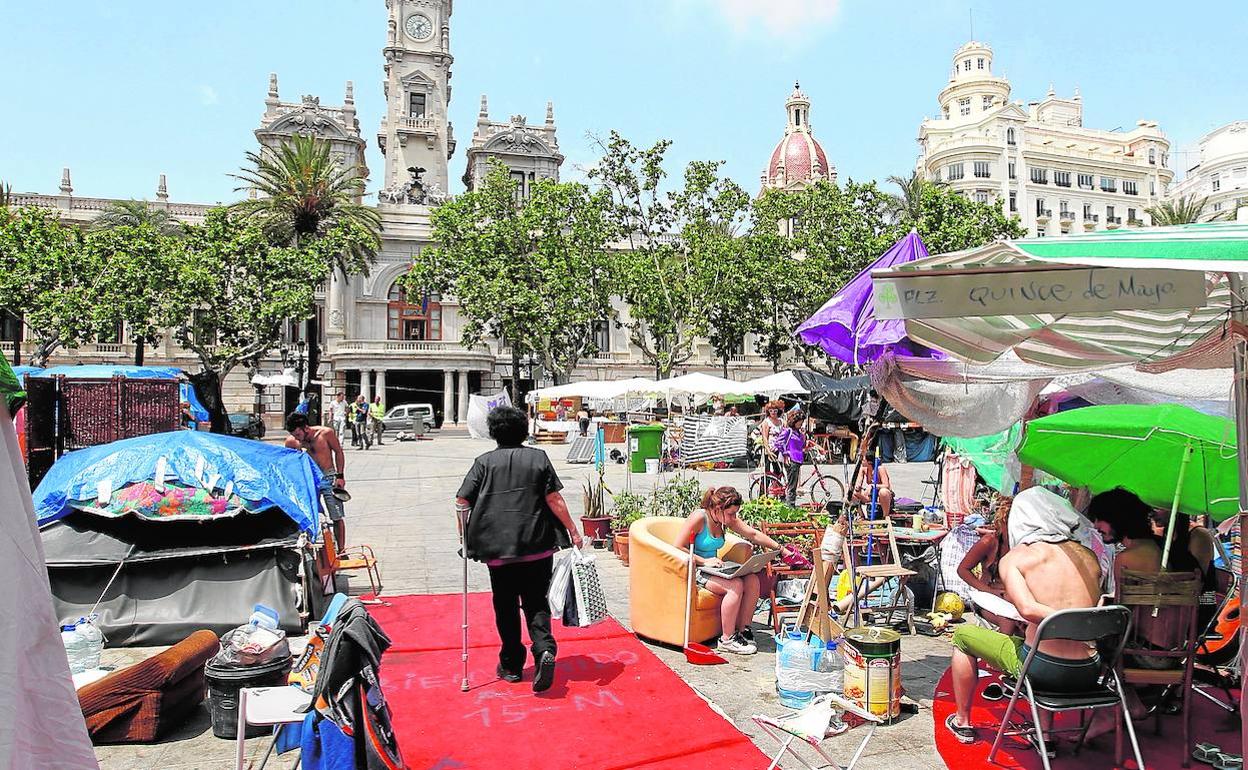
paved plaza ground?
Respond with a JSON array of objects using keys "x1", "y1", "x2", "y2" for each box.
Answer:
[{"x1": 93, "y1": 431, "x2": 951, "y2": 769}]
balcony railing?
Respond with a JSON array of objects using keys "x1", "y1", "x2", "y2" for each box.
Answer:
[
  {"x1": 335, "y1": 339, "x2": 491, "y2": 355},
  {"x1": 1059, "y1": 211, "x2": 1076, "y2": 222},
  {"x1": 1035, "y1": 209, "x2": 1052, "y2": 222},
  {"x1": 1106, "y1": 216, "x2": 1122, "y2": 224},
  {"x1": 397, "y1": 116, "x2": 438, "y2": 134},
  {"x1": 1084, "y1": 214, "x2": 1100, "y2": 222}
]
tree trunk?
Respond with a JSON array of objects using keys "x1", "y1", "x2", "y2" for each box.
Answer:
[
  {"x1": 721, "y1": 355, "x2": 728, "y2": 378},
  {"x1": 510, "y1": 348, "x2": 522, "y2": 407},
  {"x1": 189, "y1": 369, "x2": 230, "y2": 434},
  {"x1": 134, "y1": 338, "x2": 146, "y2": 366}
]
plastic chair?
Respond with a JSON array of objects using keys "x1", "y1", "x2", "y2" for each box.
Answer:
[
  {"x1": 233, "y1": 685, "x2": 312, "y2": 770},
  {"x1": 752, "y1": 692, "x2": 883, "y2": 770},
  {"x1": 987, "y1": 605, "x2": 1144, "y2": 770},
  {"x1": 320, "y1": 523, "x2": 382, "y2": 597},
  {"x1": 1116, "y1": 567, "x2": 1202, "y2": 767}
]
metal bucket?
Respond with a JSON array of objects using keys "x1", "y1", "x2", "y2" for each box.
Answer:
[{"x1": 842, "y1": 626, "x2": 902, "y2": 720}]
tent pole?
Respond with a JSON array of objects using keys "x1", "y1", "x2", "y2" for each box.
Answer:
[
  {"x1": 1227, "y1": 272, "x2": 1248, "y2": 750},
  {"x1": 1160, "y1": 442, "x2": 1193, "y2": 570}
]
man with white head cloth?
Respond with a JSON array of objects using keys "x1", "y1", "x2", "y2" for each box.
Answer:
[{"x1": 944, "y1": 487, "x2": 1106, "y2": 752}]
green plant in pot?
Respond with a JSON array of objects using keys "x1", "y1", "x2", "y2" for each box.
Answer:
[
  {"x1": 651, "y1": 474, "x2": 701, "y2": 517},
  {"x1": 580, "y1": 476, "x2": 612, "y2": 545},
  {"x1": 609, "y1": 491, "x2": 649, "y2": 566}
]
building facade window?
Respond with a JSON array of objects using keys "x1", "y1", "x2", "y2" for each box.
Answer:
[
  {"x1": 958, "y1": 97, "x2": 971, "y2": 116},
  {"x1": 1100, "y1": 177, "x2": 1117, "y2": 192},
  {"x1": 1128, "y1": 207, "x2": 1137, "y2": 223},
  {"x1": 973, "y1": 190, "x2": 991, "y2": 203},
  {"x1": 977, "y1": 57, "x2": 985, "y2": 69},
  {"x1": 1148, "y1": 147, "x2": 1156, "y2": 165},
  {"x1": 931, "y1": 168, "x2": 941, "y2": 182},
  {"x1": 1030, "y1": 168, "x2": 1048, "y2": 184},
  {"x1": 1054, "y1": 171, "x2": 1071, "y2": 187},
  {"x1": 1123, "y1": 180, "x2": 1138, "y2": 196},
  {"x1": 1035, "y1": 198, "x2": 1047, "y2": 216},
  {"x1": 1078, "y1": 173, "x2": 1094, "y2": 190},
  {"x1": 1083, "y1": 202, "x2": 1093, "y2": 219},
  {"x1": 1006, "y1": 127, "x2": 1016, "y2": 145},
  {"x1": 387, "y1": 283, "x2": 442, "y2": 341},
  {"x1": 1036, "y1": 228, "x2": 1047, "y2": 237},
  {"x1": 943, "y1": 105, "x2": 950, "y2": 119},
  {"x1": 982, "y1": 95, "x2": 993, "y2": 110},
  {"x1": 973, "y1": 161, "x2": 990, "y2": 178},
  {"x1": 1150, "y1": 180, "x2": 1156, "y2": 196},
  {"x1": 1059, "y1": 200, "x2": 1070, "y2": 215},
  {"x1": 408, "y1": 92, "x2": 426, "y2": 118},
  {"x1": 1009, "y1": 191, "x2": 1017, "y2": 212},
  {"x1": 1212, "y1": 174, "x2": 1221, "y2": 192},
  {"x1": 592, "y1": 320, "x2": 611, "y2": 353},
  {"x1": 1008, "y1": 162, "x2": 1016, "y2": 179},
  {"x1": 964, "y1": 59, "x2": 972, "y2": 71},
  {"x1": 0, "y1": 311, "x2": 21, "y2": 345},
  {"x1": 1106, "y1": 205, "x2": 1118, "y2": 224},
  {"x1": 947, "y1": 163, "x2": 965, "y2": 180},
  {"x1": 510, "y1": 170, "x2": 528, "y2": 201}
]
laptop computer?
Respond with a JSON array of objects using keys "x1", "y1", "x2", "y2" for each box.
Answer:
[{"x1": 698, "y1": 549, "x2": 782, "y2": 579}]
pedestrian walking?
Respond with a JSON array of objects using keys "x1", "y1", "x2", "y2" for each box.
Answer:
[
  {"x1": 455, "y1": 405, "x2": 582, "y2": 692},
  {"x1": 330, "y1": 393, "x2": 349, "y2": 442},
  {"x1": 354, "y1": 395, "x2": 371, "y2": 450},
  {"x1": 370, "y1": 395, "x2": 386, "y2": 446}
]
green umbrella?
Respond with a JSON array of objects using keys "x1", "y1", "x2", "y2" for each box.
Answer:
[{"x1": 1017, "y1": 404, "x2": 1240, "y2": 564}]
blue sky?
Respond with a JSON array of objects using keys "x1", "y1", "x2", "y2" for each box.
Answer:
[{"x1": 3, "y1": 0, "x2": 1245, "y2": 204}]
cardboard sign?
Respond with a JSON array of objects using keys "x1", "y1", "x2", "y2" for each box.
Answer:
[{"x1": 872, "y1": 265, "x2": 1208, "y2": 320}]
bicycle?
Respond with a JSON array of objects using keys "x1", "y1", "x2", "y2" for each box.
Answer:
[{"x1": 748, "y1": 441, "x2": 846, "y2": 506}]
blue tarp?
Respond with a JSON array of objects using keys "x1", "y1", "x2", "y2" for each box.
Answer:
[
  {"x1": 12, "y1": 365, "x2": 43, "y2": 380},
  {"x1": 33, "y1": 431, "x2": 323, "y2": 534},
  {"x1": 34, "y1": 365, "x2": 210, "y2": 421}
]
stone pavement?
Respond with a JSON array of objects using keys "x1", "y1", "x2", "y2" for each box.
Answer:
[{"x1": 94, "y1": 432, "x2": 953, "y2": 769}]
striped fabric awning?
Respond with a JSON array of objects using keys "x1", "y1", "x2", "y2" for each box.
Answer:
[
  {"x1": 874, "y1": 241, "x2": 1231, "y2": 370},
  {"x1": 1014, "y1": 221, "x2": 1248, "y2": 272}
]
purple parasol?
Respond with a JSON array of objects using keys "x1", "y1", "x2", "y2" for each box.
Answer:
[{"x1": 795, "y1": 230, "x2": 940, "y2": 365}]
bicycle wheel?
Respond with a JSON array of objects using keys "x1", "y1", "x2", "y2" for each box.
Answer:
[
  {"x1": 749, "y1": 474, "x2": 770, "y2": 501},
  {"x1": 807, "y1": 472, "x2": 846, "y2": 507}
]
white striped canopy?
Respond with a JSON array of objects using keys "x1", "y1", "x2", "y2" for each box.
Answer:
[{"x1": 872, "y1": 240, "x2": 1230, "y2": 370}]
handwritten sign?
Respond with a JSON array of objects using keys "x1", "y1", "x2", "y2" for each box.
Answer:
[{"x1": 871, "y1": 265, "x2": 1207, "y2": 320}]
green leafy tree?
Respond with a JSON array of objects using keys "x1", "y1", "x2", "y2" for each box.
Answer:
[
  {"x1": 166, "y1": 209, "x2": 372, "y2": 432},
  {"x1": 0, "y1": 206, "x2": 97, "y2": 366},
  {"x1": 229, "y1": 133, "x2": 381, "y2": 275},
  {"x1": 81, "y1": 224, "x2": 179, "y2": 366},
  {"x1": 910, "y1": 182, "x2": 1026, "y2": 254},
  {"x1": 885, "y1": 170, "x2": 945, "y2": 225},
  {"x1": 91, "y1": 199, "x2": 183, "y2": 236},
  {"x1": 1146, "y1": 193, "x2": 1220, "y2": 225},
  {"x1": 409, "y1": 161, "x2": 613, "y2": 402}
]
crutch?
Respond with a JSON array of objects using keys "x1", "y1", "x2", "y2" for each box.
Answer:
[{"x1": 457, "y1": 501, "x2": 471, "y2": 692}]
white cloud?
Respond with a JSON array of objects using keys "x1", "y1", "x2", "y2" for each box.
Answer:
[
  {"x1": 198, "y1": 85, "x2": 219, "y2": 106},
  {"x1": 696, "y1": 0, "x2": 843, "y2": 38}
]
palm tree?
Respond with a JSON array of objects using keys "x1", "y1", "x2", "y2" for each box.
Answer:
[
  {"x1": 91, "y1": 199, "x2": 183, "y2": 235},
  {"x1": 885, "y1": 171, "x2": 944, "y2": 224},
  {"x1": 1145, "y1": 194, "x2": 1221, "y2": 226},
  {"x1": 229, "y1": 134, "x2": 382, "y2": 276}
]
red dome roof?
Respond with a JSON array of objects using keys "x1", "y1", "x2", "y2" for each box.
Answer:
[{"x1": 766, "y1": 132, "x2": 831, "y2": 188}]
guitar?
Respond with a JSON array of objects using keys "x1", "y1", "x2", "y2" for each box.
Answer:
[
  {"x1": 289, "y1": 593, "x2": 348, "y2": 697},
  {"x1": 1198, "y1": 586, "x2": 1239, "y2": 665}
]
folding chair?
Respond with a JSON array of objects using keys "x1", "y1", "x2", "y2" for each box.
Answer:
[
  {"x1": 1190, "y1": 565, "x2": 1241, "y2": 713},
  {"x1": 1116, "y1": 568, "x2": 1202, "y2": 767},
  {"x1": 987, "y1": 605, "x2": 1144, "y2": 770},
  {"x1": 752, "y1": 692, "x2": 883, "y2": 770},
  {"x1": 761, "y1": 520, "x2": 823, "y2": 635},
  {"x1": 234, "y1": 686, "x2": 312, "y2": 770},
  {"x1": 842, "y1": 516, "x2": 917, "y2": 634},
  {"x1": 320, "y1": 523, "x2": 383, "y2": 598}
]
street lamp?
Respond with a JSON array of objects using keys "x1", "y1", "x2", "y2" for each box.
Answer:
[{"x1": 279, "y1": 339, "x2": 309, "y2": 392}]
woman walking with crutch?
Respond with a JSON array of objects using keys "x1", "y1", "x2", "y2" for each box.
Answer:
[{"x1": 454, "y1": 405, "x2": 583, "y2": 692}]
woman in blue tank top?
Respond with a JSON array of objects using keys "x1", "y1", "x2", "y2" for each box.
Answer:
[{"x1": 677, "y1": 486, "x2": 785, "y2": 655}]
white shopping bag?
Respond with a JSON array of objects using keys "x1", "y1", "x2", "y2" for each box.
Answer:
[
  {"x1": 563, "y1": 549, "x2": 610, "y2": 627},
  {"x1": 547, "y1": 547, "x2": 576, "y2": 617}
]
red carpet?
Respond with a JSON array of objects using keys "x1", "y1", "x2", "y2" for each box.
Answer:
[
  {"x1": 933, "y1": 667, "x2": 1241, "y2": 769},
  {"x1": 370, "y1": 593, "x2": 771, "y2": 769}
]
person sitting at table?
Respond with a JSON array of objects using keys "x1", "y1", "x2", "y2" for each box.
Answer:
[
  {"x1": 956, "y1": 498, "x2": 1022, "y2": 636},
  {"x1": 1088, "y1": 487, "x2": 1162, "y2": 575},
  {"x1": 946, "y1": 488, "x2": 1104, "y2": 753},
  {"x1": 677, "y1": 486, "x2": 786, "y2": 656},
  {"x1": 851, "y1": 427, "x2": 893, "y2": 517}
]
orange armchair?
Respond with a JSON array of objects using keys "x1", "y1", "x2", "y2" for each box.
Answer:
[{"x1": 628, "y1": 516, "x2": 752, "y2": 646}]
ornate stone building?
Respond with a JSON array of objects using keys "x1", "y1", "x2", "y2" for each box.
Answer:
[
  {"x1": 463, "y1": 97, "x2": 563, "y2": 192},
  {"x1": 761, "y1": 83, "x2": 836, "y2": 193},
  {"x1": 1168, "y1": 120, "x2": 1248, "y2": 219},
  {"x1": 916, "y1": 41, "x2": 1174, "y2": 237}
]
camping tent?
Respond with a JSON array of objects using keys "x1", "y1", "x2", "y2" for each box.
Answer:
[{"x1": 34, "y1": 431, "x2": 324, "y2": 645}]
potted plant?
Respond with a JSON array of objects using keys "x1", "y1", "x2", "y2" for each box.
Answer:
[
  {"x1": 580, "y1": 477, "x2": 612, "y2": 547},
  {"x1": 609, "y1": 492, "x2": 649, "y2": 565},
  {"x1": 651, "y1": 475, "x2": 702, "y2": 517}
]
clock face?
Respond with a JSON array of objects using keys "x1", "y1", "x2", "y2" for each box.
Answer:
[{"x1": 405, "y1": 13, "x2": 433, "y2": 41}]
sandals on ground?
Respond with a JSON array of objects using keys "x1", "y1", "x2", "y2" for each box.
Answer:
[
  {"x1": 981, "y1": 683, "x2": 1004, "y2": 701},
  {"x1": 1195, "y1": 744, "x2": 1244, "y2": 770},
  {"x1": 944, "y1": 714, "x2": 976, "y2": 745}
]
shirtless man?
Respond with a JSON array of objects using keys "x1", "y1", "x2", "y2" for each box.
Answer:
[
  {"x1": 946, "y1": 531, "x2": 1103, "y2": 750},
  {"x1": 285, "y1": 412, "x2": 347, "y2": 547},
  {"x1": 1088, "y1": 487, "x2": 1162, "y2": 574}
]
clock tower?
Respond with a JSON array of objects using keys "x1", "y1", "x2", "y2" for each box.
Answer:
[{"x1": 377, "y1": 0, "x2": 455, "y2": 204}]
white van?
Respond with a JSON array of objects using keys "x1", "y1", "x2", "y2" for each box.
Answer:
[{"x1": 382, "y1": 403, "x2": 435, "y2": 434}]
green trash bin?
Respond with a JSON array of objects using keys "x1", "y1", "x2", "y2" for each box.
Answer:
[{"x1": 627, "y1": 424, "x2": 666, "y2": 473}]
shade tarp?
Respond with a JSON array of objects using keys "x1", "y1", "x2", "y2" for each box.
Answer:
[
  {"x1": 796, "y1": 230, "x2": 940, "y2": 364},
  {"x1": 1014, "y1": 221, "x2": 1248, "y2": 272},
  {"x1": 526, "y1": 378, "x2": 656, "y2": 404},
  {"x1": 36, "y1": 364, "x2": 181, "y2": 380},
  {"x1": 943, "y1": 423, "x2": 1023, "y2": 494},
  {"x1": 33, "y1": 430, "x2": 323, "y2": 533},
  {"x1": 1016, "y1": 404, "x2": 1240, "y2": 521},
  {"x1": 251, "y1": 368, "x2": 300, "y2": 388},
  {"x1": 738, "y1": 370, "x2": 808, "y2": 397},
  {"x1": 871, "y1": 241, "x2": 1228, "y2": 370},
  {"x1": 649, "y1": 372, "x2": 751, "y2": 399}
]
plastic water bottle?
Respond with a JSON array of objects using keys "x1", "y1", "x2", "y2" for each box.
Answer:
[
  {"x1": 248, "y1": 604, "x2": 279, "y2": 632},
  {"x1": 74, "y1": 616, "x2": 105, "y2": 672},
  {"x1": 776, "y1": 631, "x2": 817, "y2": 709},
  {"x1": 818, "y1": 640, "x2": 844, "y2": 695},
  {"x1": 61, "y1": 624, "x2": 86, "y2": 674}
]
